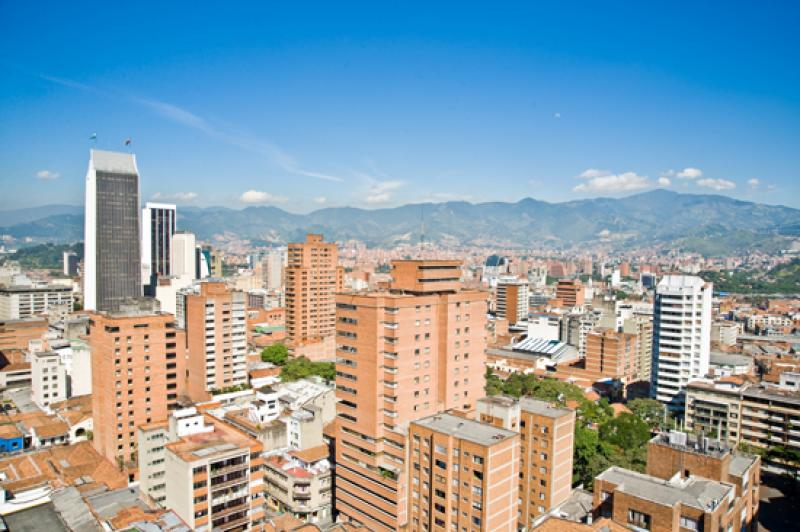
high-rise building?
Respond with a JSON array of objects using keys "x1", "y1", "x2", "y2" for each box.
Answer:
[
  {"x1": 285, "y1": 234, "x2": 342, "y2": 357},
  {"x1": 584, "y1": 328, "x2": 638, "y2": 384},
  {"x1": 555, "y1": 279, "x2": 585, "y2": 308},
  {"x1": 623, "y1": 313, "x2": 654, "y2": 382},
  {"x1": 84, "y1": 149, "x2": 142, "y2": 311},
  {"x1": 182, "y1": 281, "x2": 247, "y2": 401},
  {"x1": 652, "y1": 275, "x2": 712, "y2": 410},
  {"x1": 141, "y1": 202, "x2": 177, "y2": 293},
  {"x1": 496, "y1": 277, "x2": 529, "y2": 326},
  {"x1": 334, "y1": 260, "x2": 487, "y2": 530},
  {"x1": 263, "y1": 248, "x2": 286, "y2": 292},
  {"x1": 171, "y1": 231, "x2": 197, "y2": 279},
  {"x1": 89, "y1": 298, "x2": 185, "y2": 481},
  {"x1": 63, "y1": 251, "x2": 80, "y2": 277},
  {"x1": 477, "y1": 396, "x2": 575, "y2": 528},
  {"x1": 407, "y1": 413, "x2": 520, "y2": 531}
]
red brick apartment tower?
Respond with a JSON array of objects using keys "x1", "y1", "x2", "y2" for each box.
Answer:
[
  {"x1": 555, "y1": 279, "x2": 585, "y2": 308},
  {"x1": 285, "y1": 234, "x2": 343, "y2": 360},
  {"x1": 584, "y1": 328, "x2": 638, "y2": 383},
  {"x1": 334, "y1": 260, "x2": 488, "y2": 531},
  {"x1": 89, "y1": 298, "x2": 185, "y2": 480}
]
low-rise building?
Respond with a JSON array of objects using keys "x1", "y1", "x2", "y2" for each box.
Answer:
[{"x1": 263, "y1": 444, "x2": 332, "y2": 525}]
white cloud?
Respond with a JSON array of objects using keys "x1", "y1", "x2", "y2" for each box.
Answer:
[
  {"x1": 747, "y1": 178, "x2": 760, "y2": 189},
  {"x1": 677, "y1": 167, "x2": 703, "y2": 179},
  {"x1": 313, "y1": 196, "x2": 327, "y2": 204},
  {"x1": 240, "y1": 190, "x2": 288, "y2": 204},
  {"x1": 152, "y1": 191, "x2": 198, "y2": 202},
  {"x1": 573, "y1": 171, "x2": 650, "y2": 193},
  {"x1": 554, "y1": 112, "x2": 561, "y2": 119},
  {"x1": 697, "y1": 178, "x2": 736, "y2": 191},
  {"x1": 658, "y1": 176, "x2": 671, "y2": 187},
  {"x1": 36, "y1": 170, "x2": 60, "y2": 180},
  {"x1": 358, "y1": 174, "x2": 406, "y2": 204}
]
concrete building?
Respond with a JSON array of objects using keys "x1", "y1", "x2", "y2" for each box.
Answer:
[
  {"x1": 712, "y1": 321, "x2": 739, "y2": 347},
  {"x1": 407, "y1": 412, "x2": 520, "y2": 532},
  {"x1": 141, "y1": 202, "x2": 177, "y2": 293},
  {"x1": 560, "y1": 309, "x2": 602, "y2": 358},
  {"x1": 89, "y1": 298, "x2": 186, "y2": 480},
  {"x1": 334, "y1": 260, "x2": 488, "y2": 531},
  {"x1": 263, "y1": 444, "x2": 332, "y2": 525},
  {"x1": 477, "y1": 396, "x2": 575, "y2": 528},
  {"x1": 182, "y1": 281, "x2": 247, "y2": 401},
  {"x1": 63, "y1": 251, "x2": 80, "y2": 277},
  {"x1": 31, "y1": 350, "x2": 67, "y2": 411},
  {"x1": 584, "y1": 329, "x2": 638, "y2": 384},
  {"x1": 622, "y1": 314, "x2": 654, "y2": 382},
  {"x1": 263, "y1": 249, "x2": 286, "y2": 292},
  {"x1": 527, "y1": 313, "x2": 561, "y2": 341},
  {"x1": 142, "y1": 407, "x2": 268, "y2": 530},
  {"x1": 84, "y1": 149, "x2": 142, "y2": 311},
  {"x1": 555, "y1": 279, "x2": 585, "y2": 308},
  {"x1": 285, "y1": 234, "x2": 343, "y2": 360},
  {"x1": 0, "y1": 317, "x2": 48, "y2": 351},
  {"x1": 652, "y1": 275, "x2": 712, "y2": 411},
  {"x1": 171, "y1": 231, "x2": 197, "y2": 279},
  {"x1": 0, "y1": 282, "x2": 73, "y2": 320},
  {"x1": 496, "y1": 277, "x2": 529, "y2": 326}
]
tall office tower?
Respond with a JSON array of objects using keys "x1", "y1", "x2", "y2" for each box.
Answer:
[
  {"x1": 84, "y1": 149, "x2": 142, "y2": 311},
  {"x1": 63, "y1": 251, "x2": 79, "y2": 277},
  {"x1": 495, "y1": 276, "x2": 529, "y2": 326},
  {"x1": 171, "y1": 231, "x2": 197, "y2": 279},
  {"x1": 584, "y1": 328, "x2": 638, "y2": 384},
  {"x1": 477, "y1": 396, "x2": 575, "y2": 528},
  {"x1": 334, "y1": 260, "x2": 487, "y2": 531},
  {"x1": 141, "y1": 202, "x2": 177, "y2": 293},
  {"x1": 89, "y1": 298, "x2": 185, "y2": 480},
  {"x1": 652, "y1": 275, "x2": 712, "y2": 411},
  {"x1": 407, "y1": 413, "x2": 520, "y2": 531},
  {"x1": 183, "y1": 281, "x2": 247, "y2": 401},
  {"x1": 554, "y1": 279, "x2": 585, "y2": 308},
  {"x1": 286, "y1": 234, "x2": 342, "y2": 350}
]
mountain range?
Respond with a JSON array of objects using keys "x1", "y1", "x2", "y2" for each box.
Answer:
[{"x1": 1, "y1": 190, "x2": 799, "y2": 255}]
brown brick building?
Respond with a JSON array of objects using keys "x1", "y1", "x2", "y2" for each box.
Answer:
[
  {"x1": 555, "y1": 279, "x2": 585, "y2": 308},
  {"x1": 584, "y1": 329, "x2": 637, "y2": 384}
]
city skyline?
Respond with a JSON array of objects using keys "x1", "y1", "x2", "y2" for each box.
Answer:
[{"x1": 1, "y1": 2, "x2": 799, "y2": 211}]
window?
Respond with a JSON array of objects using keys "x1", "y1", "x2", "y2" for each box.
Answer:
[
  {"x1": 679, "y1": 516, "x2": 698, "y2": 530},
  {"x1": 628, "y1": 510, "x2": 651, "y2": 530}
]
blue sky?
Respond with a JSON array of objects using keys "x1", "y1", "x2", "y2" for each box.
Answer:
[{"x1": 1, "y1": 1, "x2": 798, "y2": 212}]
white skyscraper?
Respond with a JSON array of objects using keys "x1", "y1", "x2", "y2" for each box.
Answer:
[
  {"x1": 171, "y1": 231, "x2": 197, "y2": 279},
  {"x1": 652, "y1": 274, "x2": 712, "y2": 411},
  {"x1": 84, "y1": 150, "x2": 142, "y2": 311},
  {"x1": 141, "y1": 202, "x2": 177, "y2": 293}
]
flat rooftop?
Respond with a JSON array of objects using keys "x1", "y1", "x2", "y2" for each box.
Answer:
[
  {"x1": 597, "y1": 467, "x2": 733, "y2": 511},
  {"x1": 165, "y1": 417, "x2": 260, "y2": 462},
  {"x1": 729, "y1": 453, "x2": 759, "y2": 478},
  {"x1": 411, "y1": 412, "x2": 517, "y2": 447},
  {"x1": 520, "y1": 397, "x2": 574, "y2": 419}
]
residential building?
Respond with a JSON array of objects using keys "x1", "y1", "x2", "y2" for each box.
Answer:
[
  {"x1": 263, "y1": 444, "x2": 333, "y2": 525},
  {"x1": 84, "y1": 149, "x2": 142, "y2": 311},
  {"x1": 141, "y1": 202, "x2": 177, "y2": 293},
  {"x1": 171, "y1": 231, "x2": 198, "y2": 279},
  {"x1": 285, "y1": 234, "x2": 342, "y2": 360},
  {"x1": 622, "y1": 313, "x2": 653, "y2": 382},
  {"x1": 477, "y1": 396, "x2": 575, "y2": 528},
  {"x1": 560, "y1": 309, "x2": 602, "y2": 358},
  {"x1": 712, "y1": 321, "x2": 739, "y2": 347},
  {"x1": 526, "y1": 313, "x2": 561, "y2": 341},
  {"x1": 182, "y1": 281, "x2": 247, "y2": 401},
  {"x1": 407, "y1": 412, "x2": 519, "y2": 531},
  {"x1": 89, "y1": 298, "x2": 186, "y2": 480},
  {"x1": 584, "y1": 329, "x2": 638, "y2": 384},
  {"x1": 31, "y1": 349, "x2": 67, "y2": 411},
  {"x1": 263, "y1": 248, "x2": 286, "y2": 292},
  {"x1": 652, "y1": 275, "x2": 712, "y2": 411},
  {"x1": 555, "y1": 279, "x2": 585, "y2": 308},
  {"x1": 334, "y1": 260, "x2": 488, "y2": 531},
  {"x1": 0, "y1": 282, "x2": 73, "y2": 320},
  {"x1": 496, "y1": 277, "x2": 529, "y2": 326}
]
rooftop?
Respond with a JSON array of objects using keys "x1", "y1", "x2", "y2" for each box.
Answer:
[
  {"x1": 91, "y1": 149, "x2": 137, "y2": 174},
  {"x1": 597, "y1": 467, "x2": 733, "y2": 512},
  {"x1": 519, "y1": 397, "x2": 574, "y2": 419},
  {"x1": 650, "y1": 432, "x2": 731, "y2": 459},
  {"x1": 165, "y1": 416, "x2": 260, "y2": 462},
  {"x1": 411, "y1": 412, "x2": 517, "y2": 446}
]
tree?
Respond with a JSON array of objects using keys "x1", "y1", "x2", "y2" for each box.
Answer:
[
  {"x1": 599, "y1": 413, "x2": 651, "y2": 449},
  {"x1": 280, "y1": 356, "x2": 335, "y2": 382},
  {"x1": 484, "y1": 367, "x2": 503, "y2": 396},
  {"x1": 628, "y1": 398, "x2": 667, "y2": 430},
  {"x1": 261, "y1": 343, "x2": 289, "y2": 365}
]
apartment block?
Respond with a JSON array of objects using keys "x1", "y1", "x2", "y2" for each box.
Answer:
[
  {"x1": 554, "y1": 279, "x2": 584, "y2": 308},
  {"x1": 30, "y1": 350, "x2": 67, "y2": 411},
  {"x1": 285, "y1": 234, "x2": 343, "y2": 358},
  {"x1": 263, "y1": 444, "x2": 332, "y2": 525},
  {"x1": 584, "y1": 329, "x2": 637, "y2": 384},
  {"x1": 156, "y1": 408, "x2": 267, "y2": 531},
  {"x1": 183, "y1": 281, "x2": 247, "y2": 401},
  {"x1": 622, "y1": 314, "x2": 653, "y2": 382},
  {"x1": 477, "y1": 396, "x2": 575, "y2": 528},
  {"x1": 496, "y1": 277, "x2": 529, "y2": 326},
  {"x1": 652, "y1": 275, "x2": 712, "y2": 410},
  {"x1": 334, "y1": 260, "x2": 488, "y2": 531},
  {"x1": 407, "y1": 413, "x2": 519, "y2": 532},
  {"x1": 89, "y1": 298, "x2": 186, "y2": 479}
]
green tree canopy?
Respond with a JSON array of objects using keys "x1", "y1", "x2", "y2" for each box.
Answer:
[
  {"x1": 261, "y1": 343, "x2": 289, "y2": 365},
  {"x1": 599, "y1": 413, "x2": 651, "y2": 449},
  {"x1": 280, "y1": 356, "x2": 335, "y2": 382}
]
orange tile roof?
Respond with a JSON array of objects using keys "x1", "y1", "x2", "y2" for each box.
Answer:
[
  {"x1": 289, "y1": 444, "x2": 328, "y2": 464},
  {"x1": 0, "y1": 423, "x2": 22, "y2": 438},
  {"x1": 611, "y1": 403, "x2": 632, "y2": 417}
]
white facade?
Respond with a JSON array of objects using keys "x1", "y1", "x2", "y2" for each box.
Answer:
[
  {"x1": 51, "y1": 339, "x2": 92, "y2": 397},
  {"x1": 154, "y1": 275, "x2": 194, "y2": 316},
  {"x1": 652, "y1": 275, "x2": 712, "y2": 410},
  {"x1": 496, "y1": 276, "x2": 529, "y2": 325},
  {"x1": 263, "y1": 249, "x2": 286, "y2": 291},
  {"x1": 0, "y1": 281, "x2": 73, "y2": 320},
  {"x1": 527, "y1": 314, "x2": 561, "y2": 341},
  {"x1": 31, "y1": 350, "x2": 67, "y2": 411},
  {"x1": 171, "y1": 232, "x2": 197, "y2": 279}
]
